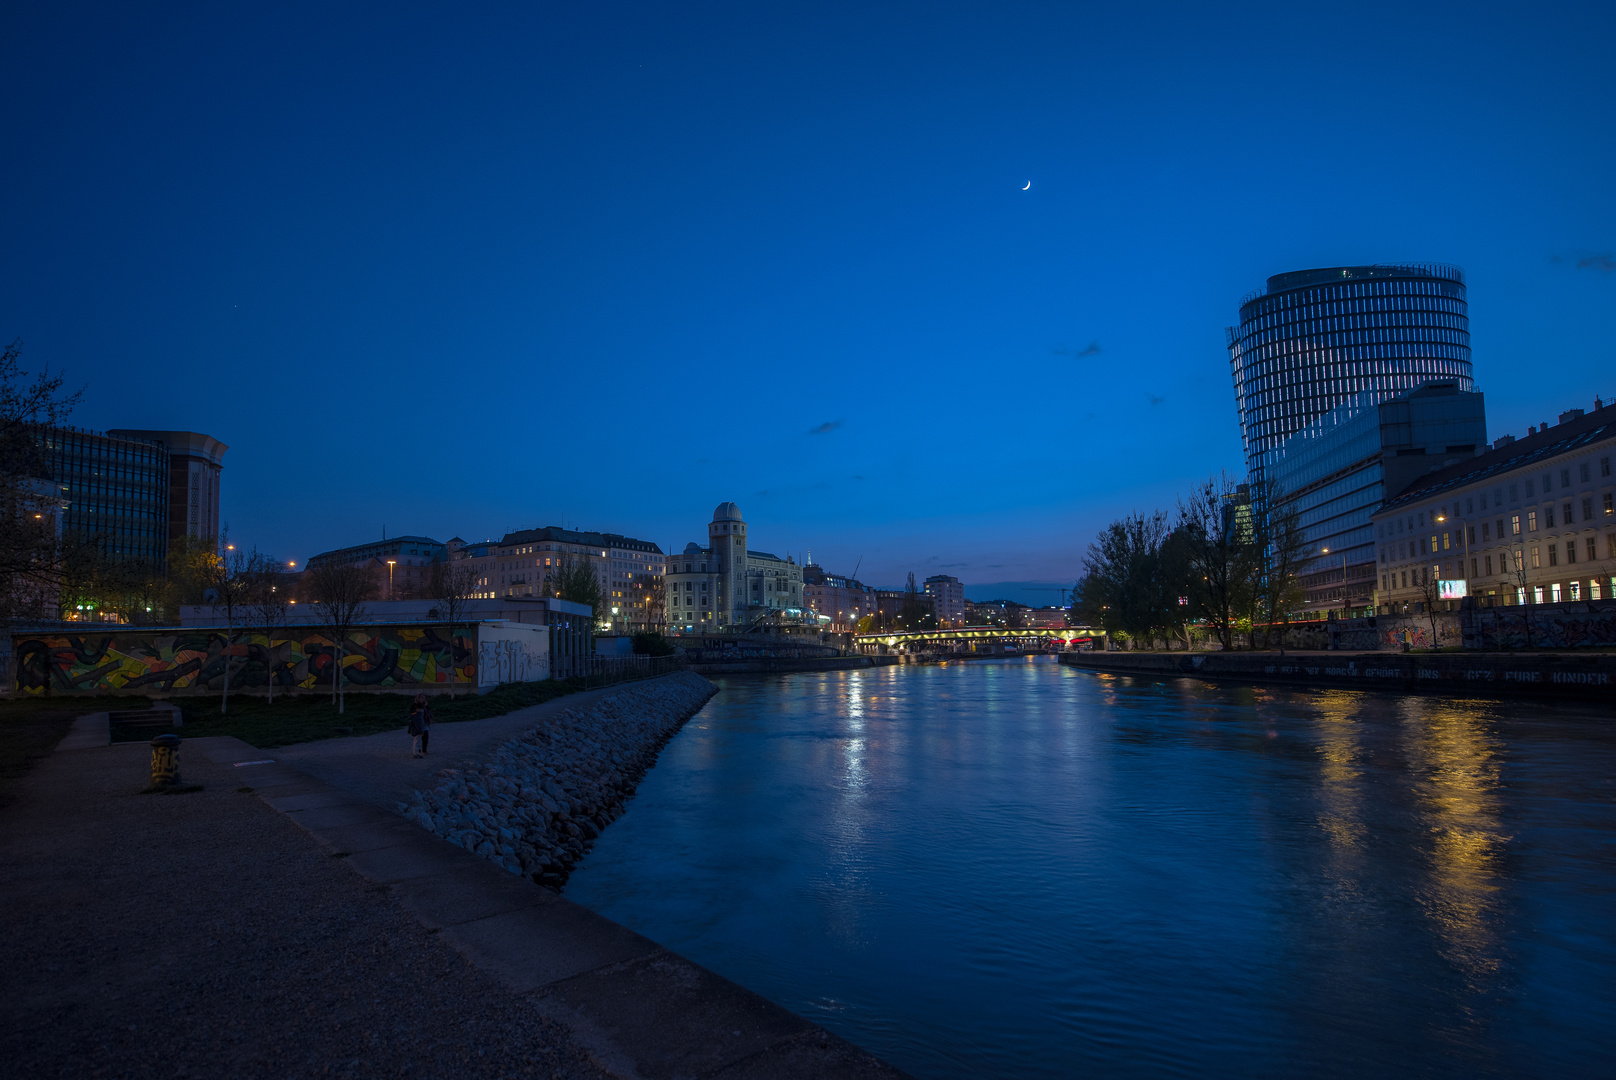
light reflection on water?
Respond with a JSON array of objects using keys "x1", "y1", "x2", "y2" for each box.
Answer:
[{"x1": 565, "y1": 658, "x2": 1616, "y2": 1079}]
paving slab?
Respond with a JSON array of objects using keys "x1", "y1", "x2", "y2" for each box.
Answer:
[
  {"x1": 536, "y1": 950, "x2": 814, "y2": 1080},
  {"x1": 390, "y1": 861, "x2": 556, "y2": 929},
  {"x1": 262, "y1": 789, "x2": 355, "y2": 812},
  {"x1": 300, "y1": 815, "x2": 424, "y2": 855},
  {"x1": 55, "y1": 712, "x2": 109, "y2": 750},
  {"x1": 440, "y1": 897, "x2": 663, "y2": 992},
  {"x1": 338, "y1": 835, "x2": 470, "y2": 883},
  {"x1": 281, "y1": 800, "x2": 395, "y2": 830},
  {"x1": 710, "y1": 1031, "x2": 914, "y2": 1080}
]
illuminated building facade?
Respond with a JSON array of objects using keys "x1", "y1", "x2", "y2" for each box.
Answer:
[
  {"x1": 1373, "y1": 400, "x2": 1616, "y2": 612},
  {"x1": 666, "y1": 503, "x2": 802, "y2": 632},
  {"x1": 1227, "y1": 264, "x2": 1481, "y2": 616},
  {"x1": 1227, "y1": 264, "x2": 1473, "y2": 487}
]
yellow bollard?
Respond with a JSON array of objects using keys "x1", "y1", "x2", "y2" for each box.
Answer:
[{"x1": 149, "y1": 733, "x2": 181, "y2": 786}]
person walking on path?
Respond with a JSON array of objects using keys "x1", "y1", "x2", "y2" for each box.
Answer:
[{"x1": 408, "y1": 695, "x2": 433, "y2": 757}]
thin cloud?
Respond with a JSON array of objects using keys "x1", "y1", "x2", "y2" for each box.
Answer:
[
  {"x1": 808, "y1": 420, "x2": 843, "y2": 435},
  {"x1": 1054, "y1": 340, "x2": 1103, "y2": 358},
  {"x1": 1552, "y1": 252, "x2": 1614, "y2": 272}
]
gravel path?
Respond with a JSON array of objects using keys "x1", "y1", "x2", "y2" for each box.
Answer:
[
  {"x1": 272, "y1": 681, "x2": 650, "y2": 813},
  {"x1": 0, "y1": 741, "x2": 613, "y2": 1079}
]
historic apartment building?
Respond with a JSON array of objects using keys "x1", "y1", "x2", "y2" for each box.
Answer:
[
  {"x1": 450, "y1": 526, "x2": 664, "y2": 633},
  {"x1": 1372, "y1": 400, "x2": 1616, "y2": 612},
  {"x1": 666, "y1": 502, "x2": 803, "y2": 631},
  {"x1": 802, "y1": 561, "x2": 876, "y2": 632},
  {"x1": 304, "y1": 535, "x2": 448, "y2": 599}
]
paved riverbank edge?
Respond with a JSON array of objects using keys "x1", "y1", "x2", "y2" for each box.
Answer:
[
  {"x1": 210, "y1": 734, "x2": 912, "y2": 1079},
  {"x1": 1059, "y1": 649, "x2": 1616, "y2": 702}
]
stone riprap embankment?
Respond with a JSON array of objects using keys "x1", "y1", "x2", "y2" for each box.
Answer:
[{"x1": 399, "y1": 672, "x2": 717, "y2": 887}]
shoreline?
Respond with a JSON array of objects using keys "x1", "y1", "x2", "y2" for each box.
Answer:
[
  {"x1": 1059, "y1": 649, "x2": 1616, "y2": 702},
  {"x1": 401, "y1": 670, "x2": 720, "y2": 887}
]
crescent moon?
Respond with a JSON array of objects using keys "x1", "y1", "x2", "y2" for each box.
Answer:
[{"x1": 1022, "y1": 181, "x2": 1031, "y2": 190}]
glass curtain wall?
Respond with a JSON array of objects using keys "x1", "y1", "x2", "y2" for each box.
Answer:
[
  {"x1": 1227, "y1": 265, "x2": 1475, "y2": 617},
  {"x1": 42, "y1": 427, "x2": 170, "y2": 568}
]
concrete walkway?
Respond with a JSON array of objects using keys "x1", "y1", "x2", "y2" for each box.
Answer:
[
  {"x1": 200, "y1": 732, "x2": 909, "y2": 1079},
  {"x1": 2, "y1": 736, "x2": 614, "y2": 1078},
  {"x1": 273, "y1": 682, "x2": 632, "y2": 810}
]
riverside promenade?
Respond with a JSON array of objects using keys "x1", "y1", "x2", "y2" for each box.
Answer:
[
  {"x1": 1059, "y1": 648, "x2": 1616, "y2": 702},
  {"x1": 1, "y1": 677, "x2": 910, "y2": 1079}
]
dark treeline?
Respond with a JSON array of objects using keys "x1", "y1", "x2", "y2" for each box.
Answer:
[{"x1": 1072, "y1": 474, "x2": 1312, "y2": 650}]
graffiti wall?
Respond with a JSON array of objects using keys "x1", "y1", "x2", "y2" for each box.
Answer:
[
  {"x1": 1460, "y1": 606, "x2": 1616, "y2": 650},
  {"x1": 10, "y1": 623, "x2": 517, "y2": 695},
  {"x1": 475, "y1": 622, "x2": 550, "y2": 688}
]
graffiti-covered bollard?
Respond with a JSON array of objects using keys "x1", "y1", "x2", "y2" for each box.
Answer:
[{"x1": 149, "y1": 733, "x2": 181, "y2": 786}]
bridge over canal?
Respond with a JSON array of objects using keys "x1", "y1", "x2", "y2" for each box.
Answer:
[{"x1": 853, "y1": 625, "x2": 1101, "y2": 655}]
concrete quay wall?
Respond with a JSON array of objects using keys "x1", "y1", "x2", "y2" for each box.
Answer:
[{"x1": 1059, "y1": 650, "x2": 1616, "y2": 703}]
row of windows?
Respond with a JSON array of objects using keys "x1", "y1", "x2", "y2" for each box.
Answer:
[
  {"x1": 1385, "y1": 574, "x2": 1616, "y2": 607},
  {"x1": 1242, "y1": 277, "x2": 1465, "y2": 321},
  {"x1": 1386, "y1": 535, "x2": 1616, "y2": 586},
  {"x1": 1242, "y1": 296, "x2": 1466, "y2": 331},
  {"x1": 1383, "y1": 494, "x2": 1616, "y2": 559},
  {"x1": 1380, "y1": 459, "x2": 1615, "y2": 537},
  {"x1": 1243, "y1": 323, "x2": 1469, "y2": 354}
]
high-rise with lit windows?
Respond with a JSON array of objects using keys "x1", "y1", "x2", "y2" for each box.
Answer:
[
  {"x1": 1227, "y1": 264, "x2": 1473, "y2": 488},
  {"x1": 1226, "y1": 265, "x2": 1483, "y2": 616}
]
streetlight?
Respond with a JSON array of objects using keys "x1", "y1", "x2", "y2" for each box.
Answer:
[{"x1": 386, "y1": 559, "x2": 396, "y2": 599}]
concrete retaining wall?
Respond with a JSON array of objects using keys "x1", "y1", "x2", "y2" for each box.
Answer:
[{"x1": 1059, "y1": 650, "x2": 1616, "y2": 702}]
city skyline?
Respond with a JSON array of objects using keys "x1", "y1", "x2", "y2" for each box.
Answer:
[{"x1": 3, "y1": 3, "x2": 1612, "y2": 586}]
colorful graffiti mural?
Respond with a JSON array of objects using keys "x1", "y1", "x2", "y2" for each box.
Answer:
[{"x1": 13, "y1": 624, "x2": 479, "y2": 695}]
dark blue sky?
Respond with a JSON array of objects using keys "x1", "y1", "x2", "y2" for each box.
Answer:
[{"x1": 4, "y1": 2, "x2": 1612, "y2": 593}]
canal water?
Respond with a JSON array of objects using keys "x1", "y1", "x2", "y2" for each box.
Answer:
[{"x1": 564, "y1": 657, "x2": 1615, "y2": 1079}]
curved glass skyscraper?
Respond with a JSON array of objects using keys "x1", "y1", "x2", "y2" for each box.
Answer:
[
  {"x1": 1227, "y1": 263, "x2": 1473, "y2": 481},
  {"x1": 1226, "y1": 264, "x2": 1484, "y2": 617}
]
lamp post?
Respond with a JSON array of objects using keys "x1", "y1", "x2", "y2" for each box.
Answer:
[{"x1": 386, "y1": 559, "x2": 396, "y2": 600}]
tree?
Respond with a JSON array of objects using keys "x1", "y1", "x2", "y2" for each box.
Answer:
[
  {"x1": 242, "y1": 553, "x2": 293, "y2": 703},
  {"x1": 1508, "y1": 546, "x2": 1535, "y2": 649},
  {"x1": 1176, "y1": 474, "x2": 1255, "y2": 650},
  {"x1": 900, "y1": 572, "x2": 921, "y2": 629},
  {"x1": 1249, "y1": 482, "x2": 1311, "y2": 650},
  {"x1": 428, "y1": 559, "x2": 480, "y2": 698},
  {"x1": 307, "y1": 560, "x2": 377, "y2": 713},
  {"x1": 166, "y1": 532, "x2": 224, "y2": 607},
  {"x1": 554, "y1": 551, "x2": 604, "y2": 624},
  {"x1": 1074, "y1": 511, "x2": 1179, "y2": 646},
  {"x1": 639, "y1": 571, "x2": 666, "y2": 632},
  {"x1": 0, "y1": 340, "x2": 81, "y2": 623},
  {"x1": 208, "y1": 532, "x2": 259, "y2": 714},
  {"x1": 1413, "y1": 563, "x2": 1446, "y2": 650}
]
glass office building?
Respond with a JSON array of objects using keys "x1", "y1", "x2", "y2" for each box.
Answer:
[
  {"x1": 1226, "y1": 265, "x2": 1482, "y2": 615},
  {"x1": 40, "y1": 427, "x2": 171, "y2": 567},
  {"x1": 1227, "y1": 263, "x2": 1473, "y2": 485}
]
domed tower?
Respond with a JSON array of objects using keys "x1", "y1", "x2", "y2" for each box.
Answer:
[{"x1": 709, "y1": 502, "x2": 748, "y2": 628}]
